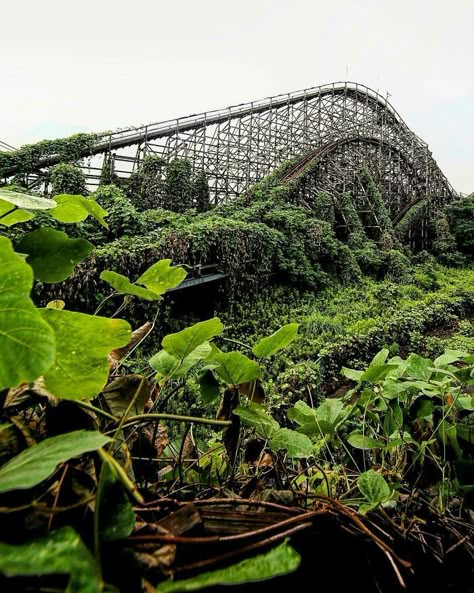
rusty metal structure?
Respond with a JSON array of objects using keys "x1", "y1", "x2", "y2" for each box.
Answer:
[{"x1": 2, "y1": 82, "x2": 456, "y2": 221}]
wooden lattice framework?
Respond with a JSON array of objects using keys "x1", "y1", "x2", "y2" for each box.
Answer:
[{"x1": 3, "y1": 82, "x2": 456, "y2": 220}]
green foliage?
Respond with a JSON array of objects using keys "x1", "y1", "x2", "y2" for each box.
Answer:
[
  {"x1": 269, "y1": 427, "x2": 314, "y2": 458},
  {"x1": 0, "y1": 132, "x2": 98, "y2": 178},
  {"x1": 233, "y1": 403, "x2": 279, "y2": 439},
  {"x1": 100, "y1": 259, "x2": 187, "y2": 301},
  {"x1": 50, "y1": 194, "x2": 108, "y2": 227},
  {"x1": 313, "y1": 191, "x2": 335, "y2": 225},
  {"x1": 359, "y1": 167, "x2": 394, "y2": 237},
  {"x1": 357, "y1": 470, "x2": 392, "y2": 513},
  {"x1": 193, "y1": 170, "x2": 211, "y2": 212},
  {"x1": 384, "y1": 249, "x2": 412, "y2": 283},
  {"x1": 17, "y1": 228, "x2": 94, "y2": 283},
  {"x1": 96, "y1": 458, "x2": 135, "y2": 542},
  {"x1": 0, "y1": 430, "x2": 110, "y2": 493},
  {"x1": 100, "y1": 270, "x2": 163, "y2": 301},
  {"x1": 347, "y1": 433, "x2": 383, "y2": 449},
  {"x1": 212, "y1": 351, "x2": 262, "y2": 385},
  {"x1": 158, "y1": 539, "x2": 300, "y2": 592},
  {"x1": 432, "y1": 215, "x2": 464, "y2": 265},
  {"x1": 125, "y1": 157, "x2": 212, "y2": 213},
  {"x1": 1, "y1": 137, "x2": 473, "y2": 589},
  {"x1": 395, "y1": 198, "x2": 428, "y2": 241},
  {"x1": 126, "y1": 154, "x2": 166, "y2": 211},
  {"x1": 252, "y1": 323, "x2": 300, "y2": 358},
  {"x1": 288, "y1": 399, "x2": 346, "y2": 435},
  {"x1": 0, "y1": 187, "x2": 55, "y2": 226},
  {"x1": 0, "y1": 527, "x2": 101, "y2": 593},
  {"x1": 222, "y1": 265, "x2": 474, "y2": 405},
  {"x1": 40, "y1": 308, "x2": 131, "y2": 399},
  {"x1": 49, "y1": 162, "x2": 87, "y2": 196},
  {"x1": 92, "y1": 184, "x2": 138, "y2": 237},
  {"x1": 0, "y1": 236, "x2": 56, "y2": 390},
  {"x1": 137, "y1": 259, "x2": 187, "y2": 294},
  {"x1": 162, "y1": 159, "x2": 193, "y2": 212},
  {"x1": 150, "y1": 342, "x2": 212, "y2": 380},
  {"x1": 199, "y1": 369, "x2": 221, "y2": 403},
  {"x1": 163, "y1": 158, "x2": 194, "y2": 213},
  {"x1": 162, "y1": 318, "x2": 224, "y2": 360},
  {"x1": 445, "y1": 194, "x2": 474, "y2": 259},
  {"x1": 337, "y1": 191, "x2": 366, "y2": 240}
]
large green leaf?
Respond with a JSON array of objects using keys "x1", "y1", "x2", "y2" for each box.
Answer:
[
  {"x1": 269, "y1": 428, "x2": 314, "y2": 458},
  {"x1": 288, "y1": 399, "x2": 346, "y2": 435},
  {"x1": 287, "y1": 401, "x2": 318, "y2": 426},
  {"x1": 136, "y1": 259, "x2": 187, "y2": 294},
  {"x1": 213, "y1": 351, "x2": 262, "y2": 386},
  {"x1": 0, "y1": 237, "x2": 56, "y2": 390},
  {"x1": 100, "y1": 270, "x2": 162, "y2": 301},
  {"x1": 0, "y1": 187, "x2": 56, "y2": 210},
  {"x1": 406, "y1": 353, "x2": 433, "y2": 381},
  {"x1": 0, "y1": 526, "x2": 100, "y2": 593},
  {"x1": 0, "y1": 189, "x2": 55, "y2": 227},
  {"x1": 252, "y1": 323, "x2": 300, "y2": 358},
  {"x1": 234, "y1": 403, "x2": 280, "y2": 439},
  {"x1": 157, "y1": 539, "x2": 300, "y2": 593},
  {"x1": 0, "y1": 430, "x2": 110, "y2": 493},
  {"x1": 199, "y1": 369, "x2": 221, "y2": 404},
  {"x1": 0, "y1": 199, "x2": 34, "y2": 226},
  {"x1": 96, "y1": 458, "x2": 135, "y2": 542},
  {"x1": 101, "y1": 260, "x2": 186, "y2": 301},
  {"x1": 341, "y1": 366, "x2": 364, "y2": 382},
  {"x1": 162, "y1": 318, "x2": 223, "y2": 360},
  {"x1": 347, "y1": 432, "x2": 383, "y2": 450},
  {"x1": 40, "y1": 308, "x2": 131, "y2": 399},
  {"x1": 360, "y1": 363, "x2": 399, "y2": 383},
  {"x1": 17, "y1": 228, "x2": 94, "y2": 283},
  {"x1": 383, "y1": 401, "x2": 403, "y2": 437},
  {"x1": 50, "y1": 194, "x2": 108, "y2": 228},
  {"x1": 150, "y1": 342, "x2": 212, "y2": 379},
  {"x1": 369, "y1": 348, "x2": 389, "y2": 366},
  {"x1": 357, "y1": 469, "x2": 391, "y2": 512},
  {"x1": 434, "y1": 349, "x2": 468, "y2": 368}
]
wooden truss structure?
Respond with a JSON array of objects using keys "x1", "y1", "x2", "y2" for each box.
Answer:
[{"x1": 3, "y1": 82, "x2": 456, "y2": 218}]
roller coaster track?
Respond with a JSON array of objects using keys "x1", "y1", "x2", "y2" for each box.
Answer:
[
  {"x1": 0, "y1": 140, "x2": 15, "y2": 152},
  {"x1": 2, "y1": 81, "x2": 456, "y2": 222}
]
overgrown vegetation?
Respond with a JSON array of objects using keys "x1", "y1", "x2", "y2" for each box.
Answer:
[{"x1": 0, "y1": 148, "x2": 473, "y2": 593}]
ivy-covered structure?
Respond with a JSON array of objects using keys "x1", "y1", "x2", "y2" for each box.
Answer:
[{"x1": 1, "y1": 83, "x2": 455, "y2": 219}]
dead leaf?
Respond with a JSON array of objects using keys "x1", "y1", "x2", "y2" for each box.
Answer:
[
  {"x1": 140, "y1": 423, "x2": 169, "y2": 458},
  {"x1": 5, "y1": 378, "x2": 58, "y2": 409},
  {"x1": 102, "y1": 374, "x2": 151, "y2": 418},
  {"x1": 181, "y1": 428, "x2": 197, "y2": 460},
  {"x1": 239, "y1": 379, "x2": 266, "y2": 404},
  {"x1": 109, "y1": 322, "x2": 153, "y2": 368},
  {"x1": 142, "y1": 578, "x2": 156, "y2": 593},
  {"x1": 134, "y1": 524, "x2": 176, "y2": 571}
]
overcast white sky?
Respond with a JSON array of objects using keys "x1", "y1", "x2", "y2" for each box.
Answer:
[{"x1": 1, "y1": 0, "x2": 472, "y2": 192}]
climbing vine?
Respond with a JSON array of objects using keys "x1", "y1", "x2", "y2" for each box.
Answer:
[
  {"x1": 0, "y1": 132, "x2": 99, "y2": 178},
  {"x1": 49, "y1": 163, "x2": 87, "y2": 196},
  {"x1": 359, "y1": 167, "x2": 394, "y2": 236},
  {"x1": 394, "y1": 198, "x2": 428, "y2": 241}
]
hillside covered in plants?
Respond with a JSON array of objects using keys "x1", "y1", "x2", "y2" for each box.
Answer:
[{"x1": 0, "y1": 147, "x2": 473, "y2": 593}]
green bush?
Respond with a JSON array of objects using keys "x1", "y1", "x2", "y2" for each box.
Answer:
[
  {"x1": 445, "y1": 194, "x2": 474, "y2": 258},
  {"x1": 49, "y1": 163, "x2": 87, "y2": 196}
]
